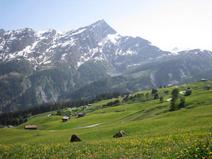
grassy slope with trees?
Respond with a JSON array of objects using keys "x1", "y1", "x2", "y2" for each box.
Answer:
[{"x1": 0, "y1": 81, "x2": 211, "y2": 158}]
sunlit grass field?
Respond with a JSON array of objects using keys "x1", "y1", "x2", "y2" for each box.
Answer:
[{"x1": 0, "y1": 81, "x2": 212, "y2": 158}]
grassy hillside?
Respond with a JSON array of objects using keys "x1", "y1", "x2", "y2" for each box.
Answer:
[{"x1": 0, "y1": 81, "x2": 212, "y2": 158}]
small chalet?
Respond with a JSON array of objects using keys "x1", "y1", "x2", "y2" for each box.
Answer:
[
  {"x1": 62, "y1": 116, "x2": 70, "y2": 122},
  {"x1": 200, "y1": 78, "x2": 208, "y2": 82},
  {"x1": 24, "y1": 125, "x2": 38, "y2": 130},
  {"x1": 77, "y1": 112, "x2": 85, "y2": 118}
]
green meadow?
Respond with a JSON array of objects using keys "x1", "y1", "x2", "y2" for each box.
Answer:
[{"x1": 0, "y1": 81, "x2": 212, "y2": 158}]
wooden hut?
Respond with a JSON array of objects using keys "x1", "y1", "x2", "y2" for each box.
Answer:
[
  {"x1": 77, "y1": 112, "x2": 85, "y2": 118},
  {"x1": 24, "y1": 125, "x2": 38, "y2": 130},
  {"x1": 200, "y1": 78, "x2": 208, "y2": 82},
  {"x1": 62, "y1": 116, "x2": 70, "y2": 122}
]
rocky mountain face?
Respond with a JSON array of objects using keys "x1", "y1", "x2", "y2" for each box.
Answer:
[{"x1": 0, "y1": 20, "x2": 212, "y2": 112}]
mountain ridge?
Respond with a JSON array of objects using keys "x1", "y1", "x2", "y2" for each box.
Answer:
[{"x1": 0, "y1": 20, "x2": 212, "y2": 112}]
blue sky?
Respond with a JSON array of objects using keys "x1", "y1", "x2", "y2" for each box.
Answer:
[
  {"x1": 1, "y1": 0, "x2": 212, "y2": 51},
  {"x1": 0, "y1": 0, "x2": 148, "y2": 30}
]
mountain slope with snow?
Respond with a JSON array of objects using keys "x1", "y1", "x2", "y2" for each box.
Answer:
[
  {"x1": 0, "y1": 20, "x2": 212, "y2": 112},
  {"x1": 0, "y1": 20, "x2": 167, "y2": 72}
]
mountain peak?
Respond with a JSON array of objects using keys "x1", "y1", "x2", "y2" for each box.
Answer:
[
  {"x1": 65, "y1": 19, "x2": 116, "y2": 39},
  {"x1": 87, "y1": 19, "x2": 116, "y2": 34},
  {"x1": 64, "y1": 20, "x2": 117, "y2": 42},
  {"x1": 91, "y1": 19, "x2": 108, "y2": 26}
]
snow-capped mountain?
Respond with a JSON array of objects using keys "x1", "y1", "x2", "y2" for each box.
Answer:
[
  {"x1": 0, "y1": 20, "x2": 167, "y2": 72},
  {"x1": 0, "y1": 20, "x2": 212, "y2": 112}
]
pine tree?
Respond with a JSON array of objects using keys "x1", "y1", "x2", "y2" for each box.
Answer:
[
  {"x1": 159, "y1": 96, "x2": 164, "y2": 103},
  {"x1": 170, "y1": 88, "x2": 179, "y2": 111}
]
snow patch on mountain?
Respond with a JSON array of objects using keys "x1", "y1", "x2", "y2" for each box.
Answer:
[
  {"x1": 3, "y1": 20, "x2": 206, "y2": 72},
  {"x1": 98, "y1": 33, "x2": 121, "y2": 46},
  {"x1": 71, "y1": 28, "x2": 87, "y2": 36}
]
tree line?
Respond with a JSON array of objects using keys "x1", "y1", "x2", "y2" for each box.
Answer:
[{"x1": 0, "y1": 92, "x2": 125, "y2": 126}]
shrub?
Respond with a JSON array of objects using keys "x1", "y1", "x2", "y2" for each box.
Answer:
[
  {"x1": 170, "y1": 88, "x2": 179, "y2": 111},
  {"x1": 159, "y1": 96, "x2": 164, "y2": 103},
  {"x1": 151, "y1": 89, "x2": 158, "y2": 95},
  {"x1": 103, "y1": 100, "x2": 120, "y2": 107},
  {"x1": 56, "y1": 110, "x2": 62, "y2": 115},
  {"x1": 184, "y1": 89, "x2": 192, "y2": 96},
  {"x1": 123, "y1": 95, "x2": 129, "y2": 102},
  {"x1": 153, "y1": 93, "x2": 159, "y2": 99},
  {"x1": 164, "y1": 90, "x2": 169, "y2": 95},
  {"x1": 178, "y1": 97, "x2": 186, "y2": 108},
  {"x1": 172, "y1": 88, "x2": 179, "y2": 99}
]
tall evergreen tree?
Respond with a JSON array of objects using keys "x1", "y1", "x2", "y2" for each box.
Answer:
[{"x1": 170, "y1": 88, "x2": 179, "y2": 111}]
